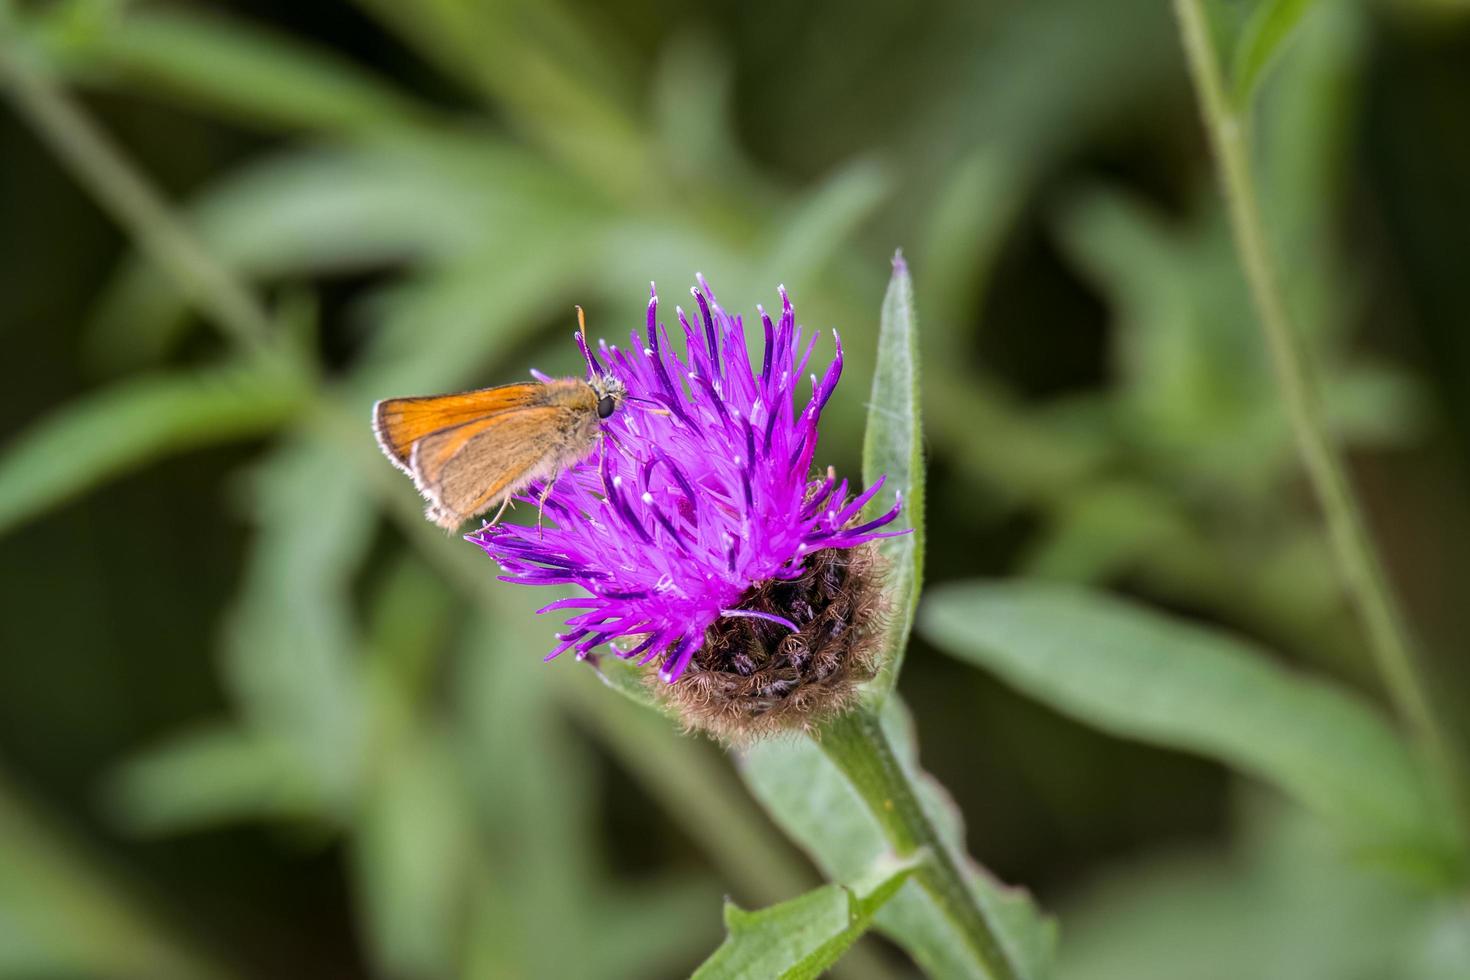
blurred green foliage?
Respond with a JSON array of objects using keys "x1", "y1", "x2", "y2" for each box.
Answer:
[{"x1": 2, "y1": 0, "x2": 1470, "y2": 976}]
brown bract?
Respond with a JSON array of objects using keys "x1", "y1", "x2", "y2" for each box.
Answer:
[{"x1": 647, "y1": 542, "x2": 891, "y2": 744}]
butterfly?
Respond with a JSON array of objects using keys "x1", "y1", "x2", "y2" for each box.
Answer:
[{"x1": 373, "y1": 309, "x2": 627, "y2": 529}]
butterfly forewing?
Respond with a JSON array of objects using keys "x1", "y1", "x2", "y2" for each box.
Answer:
[
  {"x1": 373, "y1": 384, "x2": 545, "y2": 469},
  {"x1": 412, "y1": 407, "x2": 571, "y2": 523},
  {"x1": 372, "y1": 376, "x2": 620, "y2": 529}
]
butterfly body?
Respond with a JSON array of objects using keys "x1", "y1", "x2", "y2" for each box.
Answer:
[{"x1": 374, "y1": 374, "x2": 625, "y2": 530}]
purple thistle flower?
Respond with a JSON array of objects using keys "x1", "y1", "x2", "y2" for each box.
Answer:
[{"x1": 467, "y1": 277, "x2": 904, "y2": 692}]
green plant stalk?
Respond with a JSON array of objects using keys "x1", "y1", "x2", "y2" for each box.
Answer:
[
  {"x1": 1172, "y1": 0, "x2": 1467, "y2": 828},
  {"x1": 0, "y1": 38, "x2": 275, "y2": 357},
  {"x1": 819, "y1": 708, "x2": 1020, "y2": 980}
]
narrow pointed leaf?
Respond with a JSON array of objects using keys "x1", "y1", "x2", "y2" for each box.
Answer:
[
  {"x1": 921, "y1": 581, "x2": 1461, "y2": 869},
  {"x1": 1230, "y1": 0, "x2": 1319, "y2": 108},
  {"x1": 863, "y1": 252, "x2": 925, "y2": 700},
  {"x1": 218, "y1": 437, "x2": 378, "y2": 813},
  {"x1": 0, "y1": 360, "x2": 304, "y2": 537},
  {"x1": 57, "y1": 8, "x2": 426, "y2": 133},
  {"x1": 354, "y1": 734, "x2": 472, "y2": 979},
  {"x1": 1057, "y1": 803, "x2": 1460, "y2": 980},
  {"x1": 104, "y1": 726, "x2": 322, "y2": 834},
  {"x1": 762, "y1": 160, "x2": 890, "y2": 287}
]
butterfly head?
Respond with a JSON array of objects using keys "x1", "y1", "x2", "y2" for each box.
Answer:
[{"x1": 590, "y1": 374, "x2": 627, "y2": 420}]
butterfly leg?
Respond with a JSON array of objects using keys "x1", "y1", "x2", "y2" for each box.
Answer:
[
  {"x1": 488, "y1": 495, "x2": 514, "y2": 526},
  {"x1": 593, "y1": 430, "x2": 618, "y2": 497},
  {"x1": 535, "y1": 474, "x2": 558, "y2": 538},
  {"x1": 600, "y1": 427, "x2": 629, "y2": 457}
]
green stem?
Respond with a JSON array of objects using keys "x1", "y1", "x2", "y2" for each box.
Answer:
[
  {"x1": 0, "y1": 37, "x2": 275, "y2": 357},
  {"x1": 819, "y1": 708, "x2": 1019, "y2": 980},
  {"x1": 1171, "y1": 0, "x2": 1467, "y2": 827}
]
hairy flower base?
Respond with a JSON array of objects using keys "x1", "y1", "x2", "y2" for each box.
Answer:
[{"x1": 640, "y1": 543, "x2": 890, "y2": 743}]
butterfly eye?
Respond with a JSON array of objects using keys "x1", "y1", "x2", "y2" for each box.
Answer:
[{"x1": 597, "y1": 395, "x2": 617, "y2": 419}]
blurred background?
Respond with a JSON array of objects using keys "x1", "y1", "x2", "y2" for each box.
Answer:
[{"x1": 2, "y1": 0, "x2": 1469, "y2": 976}]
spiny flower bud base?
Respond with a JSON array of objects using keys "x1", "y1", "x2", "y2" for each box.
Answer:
[{"x1": 649, "y1": 543, "x2": 888, "y2": 744}]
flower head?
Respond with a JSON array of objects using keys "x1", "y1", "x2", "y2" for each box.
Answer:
[{"x1": 468, "y1": 278, "x2": 903, "y2": 735}]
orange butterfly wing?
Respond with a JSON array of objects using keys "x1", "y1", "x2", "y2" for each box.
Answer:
[
  {"x1": 407, "y1": 405, "x2": 570, "y2": 527},
  {"x1": 373, "y1": 383, "x2": 545, "y2": 471}
]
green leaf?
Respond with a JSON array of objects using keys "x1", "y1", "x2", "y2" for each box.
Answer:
[
  {"x1": 761, "y1": 160, "x2": 890, "y2": 288},
  {"x1": 104, "y1": 726, "x2": 322, "y2": 834},
  {"x1": 353, "y1": 731, "x2": 473, "y2": 979},
  {"x1": 1230, "y1": 0, "x2": 1319, "y2": 108},
  {"x1": 58, "y1": 7, "x2": 425, "y2": 134},
  {"x1": 453, "y1": 609, "x2": 722, "y2": 980},
  {"x1": 1058, "y1": 798, "x2": 1460, "y2": 980},
  {"x1": 920, "y1": 581, "x2": 1460, "y2": 869},
  {"x1": 652, "y1": 31, "x2": 746, "y2": 187},
  {"x1": 83, "y1": 145, "x2": 493, "y2": 369},
  {"x1": 1050, "y1": 184, "x2": 1282, "y2": 502},
  {"x1": 345, "y1": 558, "x2": 471, "y2": 977},
  {"x1": 85, "y1": 139, "x2": 595, "y2": 371},
  {"x1": 354, "y1": 234, "x2": 590, "y2": 397},
  {"x1": 692, "y1": 855, "x2": 918, "y2": 980},
  {"x1": 741, "y1": 698, "x2": 1055, "y2": 978},
  {"x1": 587, "y1": 650, "x2": 667, "y2": 714},
  {"x1": 219, "y1": 437, "x2": 378, "y2": 814},
  {"x1": 918, "y1": 147, "x2": 1026, "y2": 360},
  {"x1": 863, "y1": 251, "x2": 925, "y2": 701},
  {"x1": 351, "y1": 0, "x2": 648, "y2": 197},
  {"x1": 0, "y1": 772, "x2": 234, "y2": 980},
  {"x1": 0, "y1": 360, "x2": 304, "y2": 537}
]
